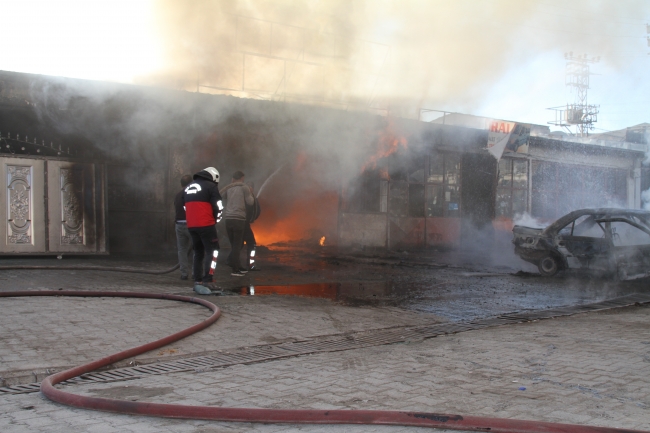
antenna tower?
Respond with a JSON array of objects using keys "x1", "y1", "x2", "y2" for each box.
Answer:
[{"x1": 547, "y1": 52, "x2": 600, "y2": 137}]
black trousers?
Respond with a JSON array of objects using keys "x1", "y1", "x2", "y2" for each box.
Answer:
[
  {"x1": 243, "y1": 222, "x2": 256, "y2": 269},
  {"x1": 225, "y1": 219, "x2": 246, "y2": 271},
  {"x1": 189, "y1": 225, "x2": 220, "y2": 283},
  {"x1": 243, "y1": 222, "x2": 256, "y2": 254}
]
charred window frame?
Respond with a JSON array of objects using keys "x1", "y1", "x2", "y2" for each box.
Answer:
[
  {"x1": 496, "y1": 158, "x2": 529, "y2": 218},
  {"x1": 407, "y1": 155, "x2": 425, "y2": 217},
  {"x1": 343, "y1": 169, "x2": 387, "y2": 214},
  {"x1": 425, "y1": 152, "x2": 461, "y2": 218},
  {"x1": 344, "y1": 151, "x2": 462, "y2": 218}
]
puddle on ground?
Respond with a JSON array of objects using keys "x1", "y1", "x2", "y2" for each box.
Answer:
[
  {"x1": 230, "y1": 274, "x2": 650, "y2": 322},
  {"x1": 233, "y1": 281, "x2": 393, "y2": 306}
]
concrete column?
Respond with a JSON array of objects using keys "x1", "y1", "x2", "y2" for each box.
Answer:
[{"x1": 632, "y1": 159, "x2": 642, "y2": 209}]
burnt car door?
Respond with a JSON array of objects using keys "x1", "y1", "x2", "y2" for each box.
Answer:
[
  {"x1": 556, "y1": 215, "x2": 612, "y2": 270},
  {"x1": 604, "y1": 219, "x2": 650, "y2": 280}
]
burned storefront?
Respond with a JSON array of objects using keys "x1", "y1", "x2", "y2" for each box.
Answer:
[
  {"x1": 337, "y1": 114, "x2": 647, "y2": 251},
  {"x1": 0, "y1": 70, "x2": 378, "y2": 255},
  {"x1": 337, "y1": 120, "x2": 496, "y2": 250}
]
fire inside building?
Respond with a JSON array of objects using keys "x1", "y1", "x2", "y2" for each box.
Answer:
[{"x1": 0, "y1": 70, "x2": 648, "y2": 256}]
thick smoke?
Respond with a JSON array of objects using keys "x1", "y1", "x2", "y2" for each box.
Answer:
[
  {"x1": 143, "y1": 0, "x2": 650, "y2": 115},
  {"x1": 28, "y1": 74, "x2": 379, "y2": 189}
]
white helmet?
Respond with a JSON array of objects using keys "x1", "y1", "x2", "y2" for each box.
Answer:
[{"x1": 203, "y1": 167, "x2": 220, "y2": 183}]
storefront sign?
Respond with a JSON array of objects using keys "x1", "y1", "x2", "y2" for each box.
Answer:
[{"x1": 486, "y1": 121, "x2": 531, "y2": 160}]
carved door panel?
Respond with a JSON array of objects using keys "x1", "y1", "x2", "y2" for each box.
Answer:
[
  {"x1": 47, "y1": 161, "x2": 98, "y2": 253},
  {"x1": 0, "y1": 158, "x2": 46, "y2": 253}
]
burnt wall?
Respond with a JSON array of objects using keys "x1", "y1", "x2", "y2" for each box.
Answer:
[{"x1": 0, "y1": 70, "x2": 387, "y2": 254}]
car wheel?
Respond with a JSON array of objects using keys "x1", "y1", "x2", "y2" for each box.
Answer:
[{"x1": 538, "y1": 255, "x2": 559, "y2": 277}]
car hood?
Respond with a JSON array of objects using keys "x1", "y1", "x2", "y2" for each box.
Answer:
[{"x1": 513, "y1": 225, "x2": 544, "y2": 235}]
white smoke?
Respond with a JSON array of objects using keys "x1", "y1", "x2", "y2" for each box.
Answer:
[
  {"x1": 513, "y1": 212, "x2": 547, "y2": 229},
  {"x1": 146, "y1": 0, "x2": 650, "y2": 116}
]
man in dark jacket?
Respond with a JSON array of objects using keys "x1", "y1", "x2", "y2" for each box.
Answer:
[
  {"x1": 174, "y1": 174, "x2": 193, "y2": 280},
  {"x1": 183, "y1": 167, "x2": 223, "y2": 294},
  {"x1": 220, "y1": 170, "x2": 254, "y2": 277}
]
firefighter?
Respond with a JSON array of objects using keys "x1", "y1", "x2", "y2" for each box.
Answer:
[{"x1": 183, "y1": 167, "x2": 223, "y2": 294}]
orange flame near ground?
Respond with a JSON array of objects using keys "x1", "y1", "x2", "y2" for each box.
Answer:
[
  {"x1": 319, "y1": 236, "x2": 326, "y2": 246},
  {"x1": 253, "y1": 191, "x2": 339, "y2": 246}
]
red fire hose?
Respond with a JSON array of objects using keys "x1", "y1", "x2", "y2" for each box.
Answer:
[
  {"x1": 0, "y1": 264, "x2": 179, "y2": 274},
  {"x1": 1, "y1": 290, "x2": 646, "y2": 433}
]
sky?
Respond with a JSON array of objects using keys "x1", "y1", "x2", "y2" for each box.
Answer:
[{"x1": 1, "y1": 0, "x2": 648, "y2": 133}]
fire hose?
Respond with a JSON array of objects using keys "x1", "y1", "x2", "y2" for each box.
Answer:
[
  {"x1": 0, "y1": 263, "x2": 179, "y2": 274},
  {"x1": 0, "y1": 290, "x2": 647, "y2": 433}
]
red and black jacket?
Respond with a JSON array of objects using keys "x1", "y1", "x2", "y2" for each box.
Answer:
[{"x1": 183, "y1": 171, "x2": 223, "y2": 229}]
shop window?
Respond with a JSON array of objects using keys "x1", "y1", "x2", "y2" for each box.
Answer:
[
  {"x1": 408, "y1": 157, "x2": 425, "y2": 183},
  {"x1": 445, "y1": 154, "x2": 461, "y2": 185},
  {"x1": 445, "y1": 185, "x2": 461, "y2": 217},
  {"x1": 426, "y1": 184, "x2": 443, "y2": 217},
  {"x1": 388, "y1": 157, "x2": 407, "y2": 181},
  {"x1": 426, "y1": 152, "x2": 461, "y2": 217},
  {"x1": 531, "y1": 161, "x2": 627, "y2": 221},
  {"x1": 347, "y1": 151, "x2": 462, "y2": 218},
  {"x1": 344, "y1": 170, "x2": 381, "y2": 213},
  {"x1": 428, "y1": 155, "x2": 444, "y2": 183},
  {"x1": 408, "y1": 184, "x2": 425, "y2": 217},
  {"x1": 496, "y1": 158, "x2": 528, "y2": 218},
  {"x1": 389, "y1": 181, "x2": 408, "y2": 216}
]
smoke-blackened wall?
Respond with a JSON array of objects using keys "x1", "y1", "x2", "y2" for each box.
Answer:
[{"x1": 7, "y1": 71, "x2": 392, "y2": 252}]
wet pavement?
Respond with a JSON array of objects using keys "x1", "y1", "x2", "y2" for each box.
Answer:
[
  {"x1": 1, "y1": 245, "x2": 650, "y2": 432},
  {"x1": 1, "y1": 245, "x2": 648, "y2": 324}
]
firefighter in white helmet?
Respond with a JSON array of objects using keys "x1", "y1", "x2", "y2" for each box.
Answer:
[{"x1": 183, "y1": 167, "x2": 224, "y2": 294}]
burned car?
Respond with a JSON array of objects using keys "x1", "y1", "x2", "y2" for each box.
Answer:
[{"x1": 513, "y1": 208, "x2": 650, "y2": 280}]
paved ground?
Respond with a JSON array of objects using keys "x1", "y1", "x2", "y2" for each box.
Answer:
[{"x1": 1, "y1": 249, "x2": 649, "y2": 432}]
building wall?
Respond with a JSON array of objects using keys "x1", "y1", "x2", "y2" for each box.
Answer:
[
  {"x1": 341, "y1": 133, "x2": 646, "y2": 250},
  {"x1": 338, "y1": 123, "x2": 488, "y2": 250},
  {"x1": 338, "y1": 213, "x2": 387, "y2": 248},
  {"x1": 527, "y1": 138, "x2": 642, "y2": 219}
]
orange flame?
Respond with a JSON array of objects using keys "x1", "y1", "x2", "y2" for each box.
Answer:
[
  {"x1": 319, "y1": 236, "x2": 326, "y2": 246},
  {"x1": 249, "y1": 153, "x2": 339, "y2": 246},
  {"x1": 362, "y1": 121, "x2": 408, "y2": 172}
]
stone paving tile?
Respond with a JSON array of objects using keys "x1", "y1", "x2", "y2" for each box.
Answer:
[
  {"x1": 0, "y1": 306, "x2": 641, "y2": 432},
  {"x1": 1, "y1": 261, "x2": 650, "y2": 432},
  {"x1": 0, "y1": 285, "x2": 435, "y2": 380}
]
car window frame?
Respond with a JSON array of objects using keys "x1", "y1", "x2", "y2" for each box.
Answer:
[
  {"x1": 596, "y1": 217, "x2": 650, "y2": 247},
  {"x1": 570, "y1": 215, "x2": 608, "y2": 239}
]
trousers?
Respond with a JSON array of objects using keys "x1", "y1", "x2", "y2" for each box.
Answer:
[
  {"x1": 189, "y1": 225, "x2": 220, "y2": 283},
  {"x1": 225, "y1": 219, "x2": 246, "y2": 271},
  {"x1": 175, "y1": 222, "x2": 192, "y2": 277}
]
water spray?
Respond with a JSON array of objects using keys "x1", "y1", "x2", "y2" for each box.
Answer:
[{"x1": 257, "y1": 161, "x2": 289, "y2": 198}]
